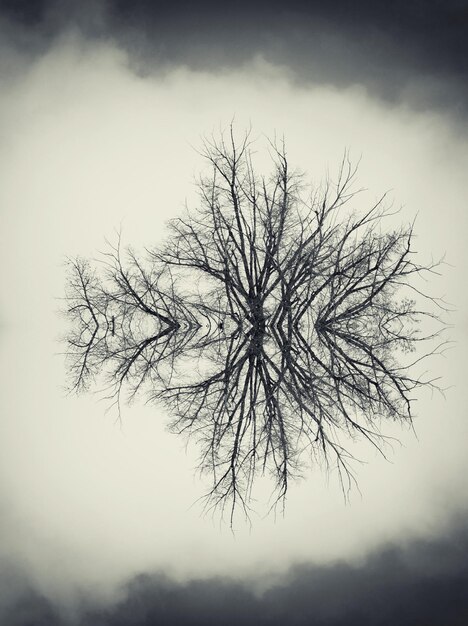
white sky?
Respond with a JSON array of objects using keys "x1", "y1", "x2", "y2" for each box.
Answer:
[{"x1": 1, "y1": 34, "x2": 467, "y2": 603}]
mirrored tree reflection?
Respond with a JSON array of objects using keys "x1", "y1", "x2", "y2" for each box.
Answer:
[{"x1": 63, "y1": 128, "x2": 447, "y2": 524}]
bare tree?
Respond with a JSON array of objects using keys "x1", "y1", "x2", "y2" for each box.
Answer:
[
  {"x1": 63, "y1": 127, "x2": 448, "y2": 525},
  {"x1": 63, "y1": 237, "x2": 200, "y2": 412}
]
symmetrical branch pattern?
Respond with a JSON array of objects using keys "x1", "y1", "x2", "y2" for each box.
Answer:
[{"x1": 63, "y1": 128, "x2": 446, "y2": 524}]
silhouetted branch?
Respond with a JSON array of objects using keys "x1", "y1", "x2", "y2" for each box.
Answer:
[{"x1": 63, "y1": 126, "x2": 447, "y2": 525}]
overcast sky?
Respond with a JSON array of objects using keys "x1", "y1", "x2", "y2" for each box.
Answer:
[{"x1": 1, "y1": 1, "x2": 468, "y2": 624}]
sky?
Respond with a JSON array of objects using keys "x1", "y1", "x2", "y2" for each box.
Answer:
[{"x1": 0, "y1": 1, "x2": 468, "y2": 624}]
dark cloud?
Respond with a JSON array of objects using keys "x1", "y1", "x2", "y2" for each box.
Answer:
[
  {"x1": 2, "y1": 519, "x2": 468, "y2": 625},
  {"x1": 0, "y1": 565, "x2": 62, "y2": 626},
  {"x1": 0, "y1": 0, "x2": 467, "y2": 117}
]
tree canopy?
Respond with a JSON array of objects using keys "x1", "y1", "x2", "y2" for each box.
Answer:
[{"x1": 63, "y1": 127, "x2": 447, "y2": 525}]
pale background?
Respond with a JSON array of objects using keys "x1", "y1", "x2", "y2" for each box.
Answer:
[{"x1": 1, "y1": 31, "x2": 467, "y2": 607}]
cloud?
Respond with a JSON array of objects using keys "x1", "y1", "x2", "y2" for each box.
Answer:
[
  {"x1": 1, "y1": 0, "x2": 468, "y2": 118},
  {"x1": 0, "y1": 564, "x2": 62, "y2": 626},
  {"x1": 2, "y1": 516, "x2": 468, "y2": 625}
]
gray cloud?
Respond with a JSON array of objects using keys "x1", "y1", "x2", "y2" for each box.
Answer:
[
  {"x1": 0, "y1": 565, "x2": 62, "y2": 626},
  {"x1": 2, "y1": 516, "x2": 468, "y2": 625},
  {"x1": 1, "y1": 1, "x2": 468, "y2": 118}
]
